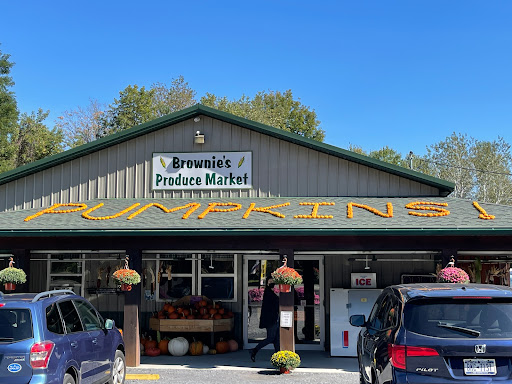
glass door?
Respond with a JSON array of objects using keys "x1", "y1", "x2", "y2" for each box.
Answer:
[{"x1": 243, "y1": 255, "x2": 324, "y2": 350}]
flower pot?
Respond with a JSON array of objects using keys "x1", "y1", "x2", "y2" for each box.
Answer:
[
  {"x1": 120, "y1": 284, "x2": 132, "y2": 291},
  {"x1": 279, "y1": 367, "x2": 290, "y2": 374},
  {"x1": 4, "y1": 283, "x2": 16, "y2": 291},
  {"x1": 279, "y1": 284, "x2": 291, "y2": 293}
]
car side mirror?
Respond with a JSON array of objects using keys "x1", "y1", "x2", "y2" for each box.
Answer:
[
  {"x1": 104, "y1": 319, "x2": 115, "y2": 330},
  {"x1": 350, "y1": 314, "x2": 366, "y2": 327}
]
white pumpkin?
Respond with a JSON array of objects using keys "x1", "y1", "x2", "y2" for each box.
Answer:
[
  {"x1": 202, "y1": 344, "x2": 210, "y2": 355},
  {"x1": 168, "y1": 337, "x2": 189, "y2": 356}
]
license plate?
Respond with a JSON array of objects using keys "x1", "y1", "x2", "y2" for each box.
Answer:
[{"x1": 463, "y1": 359, "x2": 496, "y2": 375}]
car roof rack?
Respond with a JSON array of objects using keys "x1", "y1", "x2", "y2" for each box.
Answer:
[{"x1": 31, "y1": 289, "x2": 76, "y2": 303}]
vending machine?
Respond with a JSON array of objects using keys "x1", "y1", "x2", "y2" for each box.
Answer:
[{"x1": 330, "y1": 288, "x2": 382, "y2": 357}]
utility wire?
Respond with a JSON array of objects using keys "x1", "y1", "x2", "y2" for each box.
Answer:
[{"x1": 411, "y1": 153, "x2": 512, "y2": 177}]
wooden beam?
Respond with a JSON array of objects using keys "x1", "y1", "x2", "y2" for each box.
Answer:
[
  {"x1": 279, "y1": 249, "x2": 295, "y2": 352},
  {"x1": 124, "y1": 249, "x2": 142, "y2": 367}
]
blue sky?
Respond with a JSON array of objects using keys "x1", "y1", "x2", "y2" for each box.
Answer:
[{"x1": 1, "y1": 1, "x2": 511, "y2": 156}]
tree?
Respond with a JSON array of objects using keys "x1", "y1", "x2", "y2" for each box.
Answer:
[
  {"x1": 423, "y1": 133, "x2": 476, "y2": 199},
  {"x1": 368, "y1": 146, "x2": 406, "y2": 167},
  {"x1": 471, "y1": 137, "x2": 512, "y2": 205},
  {"x1": 97, "y1": 85, "x2": 156, "y2": 138},
  {"x1": 0, "y1": 47, "x2": 19, "y2": 172},
  {"x1": 56, "y1": 99, "x2": 105, "y2": 148},
  {"x1": 13, "y1": 109, "x2": 63, "y2": 167},
  {"x1": 152, "y1": 75, "x2": 196, "y2": 116},
  {"x1": 201, "y1": 90, "x2": 325, "y2": 142}
]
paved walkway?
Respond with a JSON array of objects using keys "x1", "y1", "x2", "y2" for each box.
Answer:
[{"x1": 129, "y1": 349, "x2": 359, "y2": 373}]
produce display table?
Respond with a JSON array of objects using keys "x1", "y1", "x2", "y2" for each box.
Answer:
[{"x1": 149, "y1": 318, "x2": 234, "y2": 345}]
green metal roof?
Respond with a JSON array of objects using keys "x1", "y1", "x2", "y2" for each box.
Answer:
[
  {"x1": 0, "y1": 104, "x2": 455, "y2": 194},
  {"x1": 0, "y1": 197, "x2": 509, "y2": 237}
]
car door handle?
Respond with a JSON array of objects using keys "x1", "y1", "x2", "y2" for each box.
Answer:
[
  {"x1": 70, "y1": 341, "x2": 78, "y2": 348},
  {"x1": 92, "y1": 338, "x2": 98, "y2": 345}
]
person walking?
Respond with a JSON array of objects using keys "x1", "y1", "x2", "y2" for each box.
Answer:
[{"x1": 250, "y1": 278, "x2": 280, "y2": 362}]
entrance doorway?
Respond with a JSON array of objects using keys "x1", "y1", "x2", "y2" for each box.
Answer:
[{"x1": 243, "y1": 255, "x2": 324, "y2": 350}]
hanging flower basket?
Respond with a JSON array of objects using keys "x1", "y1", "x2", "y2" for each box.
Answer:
[
  {"x1": 0, "y1": 267, "x2": 27, "y2": 291},
  {"x1": 113, "y1": 269, "x2": 141, "y2": 289},
  {"x1": 437, "y1": 267, "x2": 469, "y2": 284},
  {"x1": 270, "y1": 350, "x2": 301, "y2": 373},
  {"x1": 271, "y1": 267, "x2": 303, "y2": 286}
]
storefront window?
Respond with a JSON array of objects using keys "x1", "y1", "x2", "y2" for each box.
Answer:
[{"x1": 198, "y1": 254, "x2": 236, "y2": 301}]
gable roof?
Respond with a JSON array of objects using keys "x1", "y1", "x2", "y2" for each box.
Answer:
[{"x1": 0, "y1": 104, "x2": 454, "y2": 195}]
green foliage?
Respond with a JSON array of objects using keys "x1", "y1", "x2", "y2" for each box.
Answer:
[
  {"x1": 98, "y1": 85, "x2": 157, "y2": 138},
  {"x1": 270, "y1": 350, "x2": 301, "y2": 370},
  {"x1": 0, "y1": 46, "x2": 19, "y2": 172},
  {"x1": 0, "y1": 267, "x2": 27, "y2": 284},
  {"x1": 13, "y1": 109, "x2": 63, "y2": 167},
  {"x1": 201, "y1": 90, "x2": 325, "y2": 142},
  {"x1": 152, "y1": 75, "x2": 196, "y2": 116},
  {"x1": 369, "y1": 146, "x2": 407, "y2": 167}
]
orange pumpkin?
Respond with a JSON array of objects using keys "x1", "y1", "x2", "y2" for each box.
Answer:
[
  {"x1": 216, "y1": 339, "x2": 229, "y2": 354},
  {"x1": 218, "y1": 308, "x2": 225, "y2": 315},
  {"x1": 167, "y1": 305, "x2": 175, "y2": 314},
  {"x1": 199, "y1": 300, "x2": 207, "y2": 307},
  {"x1": 169, "y1": 312, "x2": 179, "y2": 319},
  {"x1": 158, "y1": 339, "x2": 169, "y2": 355},
  {"x1": 183, "y1": 309, "x2": 190, "y2": 317},
  {"x1": 189, "y1": 339, "x2": 203, "y2": 356},
  {"x1": 209, "y1": 308, "x2": 217, "y2": 316},
  {"x1": 201, "y1": 314, "x2": 210, "y2": 319},
  {"x1": 213, "y1": 313, "x2": 222, "y2": 320},
  {"x1": 163, "y1": 302, "x2": 171, "y2": 312},
  {"x1": 187, "y1": 314, "x2": 195, "y2": 320}
]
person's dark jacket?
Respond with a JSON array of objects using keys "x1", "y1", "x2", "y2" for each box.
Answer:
[{"x1": 259, "y1": 286, "x2": 279, "y2": 329}]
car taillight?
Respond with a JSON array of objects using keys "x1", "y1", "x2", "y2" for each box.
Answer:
[
  {"x1": 388, "y1": 344, "x2": 438, "y2": 370},
  {"x1": 30, "y1": 341, "x2": 54, "y2": 369}
]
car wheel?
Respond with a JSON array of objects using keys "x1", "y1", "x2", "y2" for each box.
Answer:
[
  {"x1": 63, "y1": 373, "x2": 75, "y2": 384},
  {"x1": 109, "y1": 350, "x2": 126, "y2": 384},
  {"x1": 358, "y1": 363, "x2": 370, "y2": 384}
]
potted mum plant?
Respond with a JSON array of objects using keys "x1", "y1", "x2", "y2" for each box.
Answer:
[
  {"x1": 270, "y1": 350, "x2": 301, "y2": 374},
  {"x1": 0, "y1": 257, "x2": 27, "y2": 291},
  {"x1": 113, "y1": 257, "x2": 141, "y2": 291},
  {"x1": 271, "y1": 257, "x2": 303, "y2": 293},
  {"x1": 437, "y1": 258, "x2": 469, "y2": 284}
]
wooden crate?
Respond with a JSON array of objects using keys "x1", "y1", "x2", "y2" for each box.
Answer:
[{"x1": 149, "y1": 317, "x2": 233, "y2": 333}]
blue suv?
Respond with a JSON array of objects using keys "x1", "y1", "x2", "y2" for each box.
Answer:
[
  {"x1": 0, "y1": 289, "x2": 125, "y2": 384},
  {"x1": 350, "y1": 283, "x2": 512, "y2": 384}
]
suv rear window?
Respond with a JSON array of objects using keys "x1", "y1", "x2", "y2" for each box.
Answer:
[
  {"x1": 404, "y1": 299, "x2": 512, "y2": 338},
  {"x1": 0, "y1": 308, "x2": 33, "y2": 342}
]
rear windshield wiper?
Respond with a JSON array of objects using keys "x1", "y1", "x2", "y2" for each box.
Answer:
[
  {"x1": 0, "y1": 337, "x2": 14, "y2": 341},
  {"x1": 437, "y1": 322, "x2": 480, "y2": 337}
]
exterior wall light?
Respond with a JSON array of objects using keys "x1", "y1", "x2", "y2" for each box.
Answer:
[{"x1": 194, "y1": 131, "x2": 204, "y2": 144}]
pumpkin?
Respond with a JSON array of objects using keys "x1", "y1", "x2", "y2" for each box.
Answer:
[
  {"x1": 189, "y1": 339, "x2": 203, "y2": 356},
  {"x1": 167, "y1": 305, "x2": 175, "y2": 314},
  {"x1": 163, "y1": 302, "x2": 171, "y2": 312},
  {"x1": 208, "y1": 349, "x2": 217, "y2": 355},
  {"x1": 215, "y1": 339, "x2": 229, "y2": 354},
  {"x1": 158, "y1": 339, "x2": 170, "y2": 355},
  {"x1": 183, "y1": 309, "x2": 190, "y2": 317},
  {"x1": 209, "y1": 308, "x2": 217, "y2": 316},
  {"x1": 145, "y1": 339, "x2": 157, "y2": 349},
  {"x1": 145, "y1": 346, "x2": 161, "y2": 357},
  {"x1": 168, "y1": 337, "x2": 189, "y2": 356},
  {"x1": 201, "y1": 314, "x2": 209, "y2": 319},
  {"x1": 199, "y1": 300, "x2": 207, "y2": 307},
  {"x1": 169, "y1": 312, "x2": 179, "y2": 319},
  {"x1": 202, "y1": 345, "x2": 210, "y2": 354},
  {"x1": 213, "y1": 313, "x2": 222, "y2": 320},
  {"x1": 218, "y1": 308, "x2": 225, "y2": 315},
  {"x1": 227, "y1": 339, "x2": 238, "y2": 352}
]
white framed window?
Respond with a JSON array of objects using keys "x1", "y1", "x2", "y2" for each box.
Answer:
[{"x1": 144, "y1": 252, "x2": 237, "y2": 303}]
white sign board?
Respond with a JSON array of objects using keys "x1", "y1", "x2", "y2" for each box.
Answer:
[
  {"x1": 350, "y1": 273, "x2": 377, "y2": 288},
  {"x1": 280, "y1": 311, "x2": 293, "y2": 327},
  {"x1": 152, "y1": 152, "x2": 252, "y2": 190}
]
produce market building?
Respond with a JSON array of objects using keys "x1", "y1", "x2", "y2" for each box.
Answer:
[{"x1": 1, "y1": 105, "x2": 512, "y2": 365}]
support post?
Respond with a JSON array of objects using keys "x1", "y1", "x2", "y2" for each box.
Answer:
[
  {"x1": 124, "y1": 249, "x2": 142, "y2": 367},
  {"x1": 279, "y1": 249, "x2": 294, "y2": 352}
]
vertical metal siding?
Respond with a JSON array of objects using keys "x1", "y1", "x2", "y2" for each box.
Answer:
[{"x1": 0, "y1": 116, "x2": 442, "y2": 212}]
